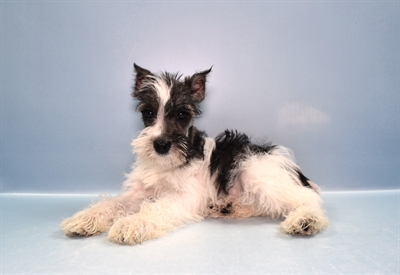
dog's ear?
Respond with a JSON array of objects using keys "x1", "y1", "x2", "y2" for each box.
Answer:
[
  {"x1": 133, "y1": 63, "x2": 153, "y2": 97},
  {"x1": 188, "y1": 67, "x2": 212, "y2": 103}
]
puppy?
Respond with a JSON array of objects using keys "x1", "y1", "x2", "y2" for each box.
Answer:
[{"x1": 61, "y1": 64, "x2": 328, "y2": 245}]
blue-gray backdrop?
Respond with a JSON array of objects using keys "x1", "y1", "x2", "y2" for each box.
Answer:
[{"x1": 1, "y1": 0, "x2": 398, "y2": 193}]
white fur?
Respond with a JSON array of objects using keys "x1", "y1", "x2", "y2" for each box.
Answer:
[
  {"x1": 152, "y1": 75, "x2": 171, "y2": 106},
  {"x1": 229, "y1": 150, "x2": 325, "y2": 221},
  {"x1": 62, "y1": 137, "x2": 328, "y2": 244},
  {"x1": 152, "y1": 77, "x2": 170, "y2": 135}
]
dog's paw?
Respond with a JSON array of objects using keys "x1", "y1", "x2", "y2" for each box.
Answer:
[
  {"x1": 279, "y1": 209, "x2": 328, "y2": 236},
  {"x1": 107, "y1": 216, "x2": 164, "y2": 245},
  {"x1": 61, "y1": 211, "x2": 109, "y2": 237},
  {"x1": 107, "y1": 216, "x2": 148, "y2": 245}
]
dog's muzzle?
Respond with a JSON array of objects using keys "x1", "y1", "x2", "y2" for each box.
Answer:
[{"x1": 153, "y1": 137, "x2": 172, "y2": 155}]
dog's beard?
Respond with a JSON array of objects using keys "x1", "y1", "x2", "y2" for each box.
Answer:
[{"x1": 132, "y1": 128, "x2": 192, "y2": 170}]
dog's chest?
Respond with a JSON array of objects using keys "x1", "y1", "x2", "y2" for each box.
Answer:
[{"x1": 134, "y1": 160, "x2": 209, "y2": 192}]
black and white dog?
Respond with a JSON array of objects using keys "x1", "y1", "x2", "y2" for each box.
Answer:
[{"x1": 61, "y1": 64, "x2": 328, "y2": 245}]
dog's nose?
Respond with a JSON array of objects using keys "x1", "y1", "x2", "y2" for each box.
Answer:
[{"x1": 153, "y1": 138, "x2": 172, "y2": 155}]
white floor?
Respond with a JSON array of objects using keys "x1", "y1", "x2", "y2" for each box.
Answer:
[{"x1": 1, "y1": 190, "x2": 399, "y2": 274}]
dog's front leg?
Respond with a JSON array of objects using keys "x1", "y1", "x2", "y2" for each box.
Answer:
[
  {"x1": 61, "y1": 189, "x2": 146, "y2": 237},
  {"x1": 107, "y1": 194, "x2": 203, "y2": 245}
]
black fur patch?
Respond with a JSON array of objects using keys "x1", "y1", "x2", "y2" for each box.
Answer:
[
  {"x1": 220, "y1": 202, "x2": 232, "y2": 215},
  {"x1": 296, "y1": 169, "x2": 312, "y2": 188},
  {"x1": 165, "y1": 79, "x2": 202, "y2": 126},
  {"x1": 185, "y1": 126, "x2": 206, "y2": 162},
  {"x1": 210, "y1": 130, "x2": 277, "y2": 195},
  {"x1": 134, "y1": 88, "x2": 159, "y2": 127}
]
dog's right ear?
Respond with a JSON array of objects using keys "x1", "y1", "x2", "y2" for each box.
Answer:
[{"x1": 133, "y1": 63, "x2": 153, "y2": 97}]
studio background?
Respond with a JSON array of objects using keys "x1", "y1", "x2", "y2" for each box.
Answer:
[{"x1": 1, "y1": 0, "x2": 398, "y2": 194}]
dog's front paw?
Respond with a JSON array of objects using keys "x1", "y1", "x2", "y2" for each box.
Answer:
[
  {"x1": 279, "y1": 208, "x2": 328, "y2": 236},
  {"x1": 61, "y1": 211, "x2": 109, "y2": 237},
  {"x1": 107, "y1": 216, "x2": 163, "y2": 245}
]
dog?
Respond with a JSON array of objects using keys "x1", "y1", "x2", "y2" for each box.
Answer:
[{"x1": 61, "y1": 64, "x2": 329, "y2": 245}]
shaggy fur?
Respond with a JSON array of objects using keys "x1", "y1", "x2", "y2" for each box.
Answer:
[{"x1": 61, "y1": 64, "x2": 328, "y2": 245}]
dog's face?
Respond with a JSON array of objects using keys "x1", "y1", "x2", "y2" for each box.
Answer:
[{"x1": 131, "y1": 64, "x2": 211, "y2": 169}]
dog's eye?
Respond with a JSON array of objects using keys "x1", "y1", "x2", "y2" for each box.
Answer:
[
  {"x1": 177, "y1": 111, "x2": 189, "y2": 120},
  {"x1": 142, "y1": 110, "x2": 154, "y2": 119}
]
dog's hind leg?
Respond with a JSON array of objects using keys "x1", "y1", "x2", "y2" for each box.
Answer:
[
  {"x1": 235, "y1": 152, "x2": 328, "y2": 236},
  {"x1": 279, "y1": 203, "x2": 329, "y2": 236},
  {"x1": 61, "y1": 190, "x2": 145, "y2": 237}
]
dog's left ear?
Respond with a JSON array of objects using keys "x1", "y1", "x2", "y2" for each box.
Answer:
[{"x1": 188, "y1": 67, "x2": 212, "y2": 103}]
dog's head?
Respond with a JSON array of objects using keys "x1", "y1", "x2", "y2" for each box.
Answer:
[{"x1": 131, "y1": 64, "x2": 212, "y2": 169}]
